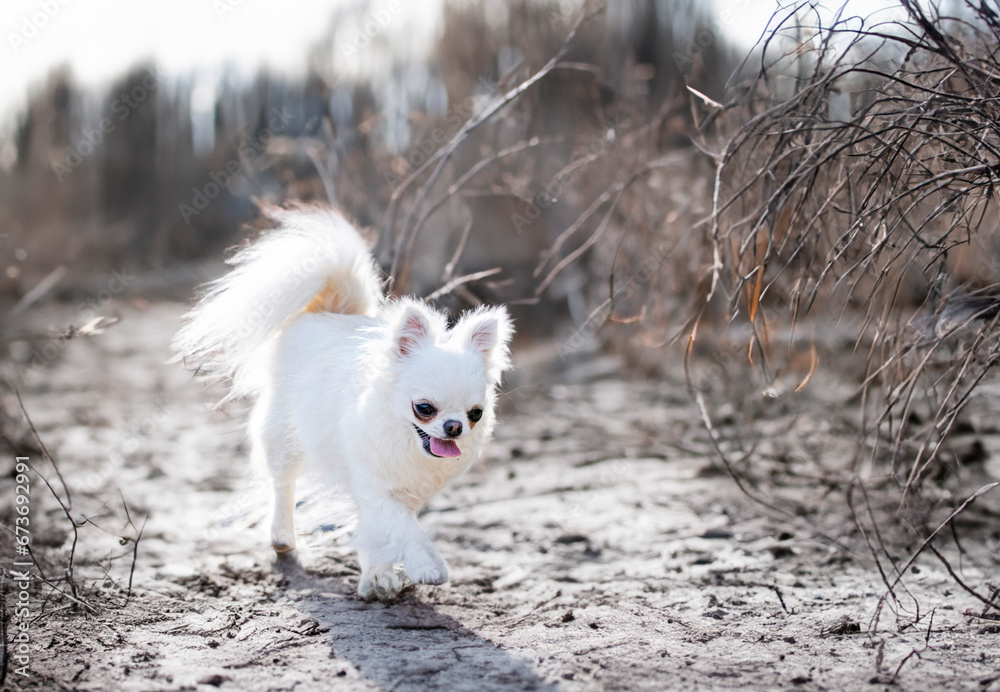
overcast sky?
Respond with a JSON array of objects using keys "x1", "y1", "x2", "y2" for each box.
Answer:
[{"x1": 0, "y1": 0, "x2": 903, "y2": 128}]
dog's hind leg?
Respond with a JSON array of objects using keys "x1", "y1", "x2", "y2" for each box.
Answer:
[
  {"x1": 269, "y1": 455, "x2": 302, "y2": 554},
  {"x1": 251, "y1": 397, "x2": 303, "y2": 554}
]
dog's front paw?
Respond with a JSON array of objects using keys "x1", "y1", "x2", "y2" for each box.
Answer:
[
  {"x1": 358, "y1": 564, "x2": 408, "y2": 602},
  {"x1": 272, "y1": 540, "x2": 296, "y2": 554},
  {"x1": 404, "y1": 548, "x2": 449, "y2": 586},
  {"x1": 271, "y1": 524, "x2": 296, "y2": 553}
]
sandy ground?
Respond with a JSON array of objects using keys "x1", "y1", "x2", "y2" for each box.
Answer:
[{"x1": 1, "y1": 301, "x2": 999, "y2": 691}]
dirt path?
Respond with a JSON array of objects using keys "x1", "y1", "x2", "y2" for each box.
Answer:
[{"x1": 2, "y1": 302, "x2": 999, "y2": 691}]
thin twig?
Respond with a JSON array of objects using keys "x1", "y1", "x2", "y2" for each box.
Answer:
[
  {"x1": 425, "y1": 268, "x2": 502, "y2": 302},
  {"x1": 388, "y1": 2, "x2": 601, "y2": 285}
]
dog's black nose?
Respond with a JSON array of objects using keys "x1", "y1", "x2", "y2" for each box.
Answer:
[{"x1": 443, "y1": 419, "x2": 462, "y2": 438}]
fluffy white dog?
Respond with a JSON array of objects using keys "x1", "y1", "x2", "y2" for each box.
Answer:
[{"x1": 173, "y1": 204, "x2": 513, "y2": 600}]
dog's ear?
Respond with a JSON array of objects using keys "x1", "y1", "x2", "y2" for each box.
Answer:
[
  {"x1": 453, "y1": 306, "x2": 514, "y2": 382},
  {"x1": 393, "y1": 302, "x2": 438, "y2": 358}
]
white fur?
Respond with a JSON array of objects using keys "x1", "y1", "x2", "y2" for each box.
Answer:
[{"x1": 173, "y1": 205, "x2": 513, "y2": 601}]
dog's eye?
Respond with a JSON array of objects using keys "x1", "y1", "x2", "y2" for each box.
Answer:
[
  {"x1": 413, "y1": 402, "x2": 437, "y2": 418},
  {"x1": 467, "y1": 407, "x2": 483, "y2": 423}
]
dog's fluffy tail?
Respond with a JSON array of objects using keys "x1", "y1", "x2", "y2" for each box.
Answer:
[{"x1": 172, "y1": 205, "x2": 383, "y2": 402}]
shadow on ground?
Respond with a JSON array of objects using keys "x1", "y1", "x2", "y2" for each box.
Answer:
[{"x1": 276, "y1": 554, "x2": 555, "y2": 691}]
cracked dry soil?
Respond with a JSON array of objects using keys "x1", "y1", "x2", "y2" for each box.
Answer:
[{"x1": 2, "y1": 301, "x2": 999, "y2": 691}]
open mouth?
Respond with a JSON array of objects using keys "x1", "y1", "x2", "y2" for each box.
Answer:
[{"x1": 412, "y1": 425, "x2": 461, "y2": 458}]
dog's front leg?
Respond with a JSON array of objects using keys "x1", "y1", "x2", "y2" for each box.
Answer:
[
  {"x1": 352, "y1": 494, "x2": 448, "y2": 601},
  {"x1": 270, "y1": 474, "x2": 298, "y2": 554}
]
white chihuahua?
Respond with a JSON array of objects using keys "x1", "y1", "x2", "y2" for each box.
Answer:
[{"x1": 173, "y1": 204, "x2": 513, "y2": 600}]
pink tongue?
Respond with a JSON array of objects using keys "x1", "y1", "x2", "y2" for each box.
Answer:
[{"x1": 429, "y1": 437, "x2": 461, "y2": 457}]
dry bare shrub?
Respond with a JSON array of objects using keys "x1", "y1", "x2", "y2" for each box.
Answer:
[
  {"x1": 704, "y1": 2, "x2": 1000, "y2": 476},
  {"x1": 536, "y1": 1, "x2": 1000, "y2": 618},
  {"x1": 684, "y1": 1, "x2": 1000, "y2": 616}
]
